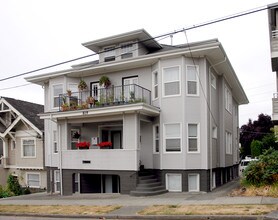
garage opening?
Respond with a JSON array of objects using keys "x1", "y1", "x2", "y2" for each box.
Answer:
[{"x1": 79, "y1": 174, "x2": 120, "y2": 193}]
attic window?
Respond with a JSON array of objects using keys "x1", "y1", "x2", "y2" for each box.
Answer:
[
  {"x1": 121, "y1": 43, "x2": 133, "y2": 59},
  {"x1": 104, "y1": 47, "x2": 115, "y2": 62}
]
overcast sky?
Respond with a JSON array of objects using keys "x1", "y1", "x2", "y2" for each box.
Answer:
[{"x1": 0, "y1": 0, "x2": 277, "y2": 126}]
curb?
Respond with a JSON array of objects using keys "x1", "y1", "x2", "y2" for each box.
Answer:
[{"x1": 0, "y1": 213, "x2": 266, "y2": 220}]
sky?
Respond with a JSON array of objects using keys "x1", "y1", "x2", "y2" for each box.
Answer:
[{"x1": 0, "y1": 0, "x2": 277, "y2": 126}]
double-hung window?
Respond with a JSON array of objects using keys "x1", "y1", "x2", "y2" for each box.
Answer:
[
  {"x1": 53, "y1": 84, "x2": 63, "y2": 108},
  {"x1": 27, "y1": 173, "x2": 40, "y2": 188},
  {"x1": 186, "y1": 65, "x2": 199, "y2": 95},
  {"x1": 164, "y1": 123, "x2": 181, "y2": 152},
  {"x1": 163, "y1": 66, "x2": 180, "y2": 97},
  {"x1": 22, "y1": 138, "x2": 36, "y2": 158},
  {"x1": 152, "y1": 71, "x2": 158, "y2": 99},
  {"x1": 225, "y1": 131, "x2": 232, "y2": 154},
  {"x1": 121, "y1": 43, "x2": 133, "y2": 59},
  {"x1": 104, "y1": 46, "x2": 115, "y2": 62},
  {"x1": 188, "y1": 124, "x2": 199, "y2": 152}
]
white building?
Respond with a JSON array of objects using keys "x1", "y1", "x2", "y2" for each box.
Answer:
[{"x1": 26, "y1": 29, "x2": 248, "y2": 196}]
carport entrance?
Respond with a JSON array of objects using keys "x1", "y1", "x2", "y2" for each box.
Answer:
[{"x1": 79, "y1": 174, "x2": 120, "y2": 193}]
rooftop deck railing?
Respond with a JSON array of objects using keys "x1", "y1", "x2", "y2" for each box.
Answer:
[{"x1": 59, "y1": 84, "x2": 151, "y2": 111}]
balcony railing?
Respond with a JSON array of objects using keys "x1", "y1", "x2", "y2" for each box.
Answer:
[{"x1": 59, "y1": 84, "x2": 151, "y2": 111}]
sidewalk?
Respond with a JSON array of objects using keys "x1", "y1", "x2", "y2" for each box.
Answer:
[{"x1": 0, "y1": 179, "x2": 277, "y2": 219}]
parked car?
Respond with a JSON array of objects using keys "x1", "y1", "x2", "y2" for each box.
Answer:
[{"x1": 239, "y1": 156, "x2": 258, "y2": 175}]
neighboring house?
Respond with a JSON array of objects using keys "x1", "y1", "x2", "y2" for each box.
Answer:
[
  {"x1": 26, "y1": 29, "x2": 248, "y2": 196},
  {"x1": 268, "y1": 4, "x2": 278, "y2": 133},
  {"x1": 0, "y1": 97, "x2": 46, "y2": 190}
]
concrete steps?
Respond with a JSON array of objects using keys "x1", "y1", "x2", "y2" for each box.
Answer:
[{"x1": 130, "y1": 172, "x2": 168, "y2": 196}]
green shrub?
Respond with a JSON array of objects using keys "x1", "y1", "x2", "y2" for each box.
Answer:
[
  {"x1": 244, "y1": 148, "x2": 278, "y2": 186},
  {"x1": 0, "y1": 185, "x2": 12, "y2": 198},
  {"x1": 7, "y1": 174, "x2": 22, "y2": 196},
  {"x1": 23, "y1": 187, "x2": 31, "y2": 195}
]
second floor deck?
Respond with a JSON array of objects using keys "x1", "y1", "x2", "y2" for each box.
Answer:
[{"x1": 59, "y1": 84, "x2": 151, "y2": 112}]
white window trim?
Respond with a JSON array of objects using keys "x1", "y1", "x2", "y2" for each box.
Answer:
[
  {"x1": 188, "y1": 173, "x2": 200, "y2": 192},
  {"x1": 54, "y1": 170, "x2": 61, "y2": 193},
  {"x1": 53, "y1": 130, "x2": 58, "y2": 154},
  {"x1": 152, "y1": 70, "x2": 159, "y2": 100},
  {"x1": 211, "y1": 73, "x2": 216, "y2": 89},
  {"x1": 120, "y1": 42, "x2": 134, "y2": 55},
  {"x1": 187, "y1": 123, "x2": 200, "y2": 153},
  {"x1": 26, "y1": 172, "x2": 40, "y2": 188},
  {"x1": 163, "y1": 123, "x2": 182, "y2": 153},
  {"x1": 103, "y1": 45, "x2": 116, "y2": 58},
  {"x1": 225, "y1": 85, "x2": 232, "y2": 113},
  {"x1": 212, "y1": 126, "x2": 218, "y2": 139},
  {"x1": 186, "y1": 65, "x2": 199, "y2": 96},
  {"x1": 21, "y1": 138, "x2": 36, "y2": 158},
  {"x1": 212, "y1": 172, "x2": 216, "y2": 189},
  {"x1": 52, "y1": 83, "x2": 63, "y2": 109},
  {"x1": 225, "y1": 131, "x2": 232, "y2": 155},
  {"x1": 162, "y1": 65, "x2": 181, "y2": 98},
  {"x1": 153, "y1": 124, "x2": 160, "y2": 154},
  {"x1": 166, "y1": 173, "x2": 182, "y2": 192}
]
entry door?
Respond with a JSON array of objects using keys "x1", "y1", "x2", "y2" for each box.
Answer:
[
  {"x1": 123, "y1": 76, "x2": 138, "y2": 102},
  {"x1": 111, "y1": 131, "x2": 122, "y2": 149},
  {"x1": 90, "y1": 82, "x2": 99, "y2": 101}
]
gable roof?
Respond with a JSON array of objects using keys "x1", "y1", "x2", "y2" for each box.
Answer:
[{"x1": 1, "y1": 97, "x2": 44, "y2": 131}]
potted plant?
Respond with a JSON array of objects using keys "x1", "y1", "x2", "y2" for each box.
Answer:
[
  {"x1": 86, "y1": 96, "x2": 95, "y2": 105},
  {"x1": 97, "y1": 141, "x2": 112, "y2": 149},
  {"x1": 76, "y1": 142, "x2": 90, "y2": 149},
  {"x1": 99, "y1": 76, "x2": 111, "y2": 88},
  {"x1": 72, "y1": 131, "x2": 81, "y2": 139},
  {"x1": 61, "y1": 103, "x2": 69, "y2": 111},
  {"x1": 78, "y1": 79, "x2": 88, "y2": 91},
  {"x1": 67, "y1": 89, "x2": 72, "y2": 97}
]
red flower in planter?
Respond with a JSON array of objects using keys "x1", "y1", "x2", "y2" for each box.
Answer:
[
  {"x1": 76, "y1": 142, "x2": 90, "y2": 148},
  {"x1": 97, "y1": 141, "x2": 112, "y2": 148}
]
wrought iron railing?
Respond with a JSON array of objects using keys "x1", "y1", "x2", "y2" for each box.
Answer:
[{"x1": 59, "y1": 84, "x2": 151, "y2": 111}]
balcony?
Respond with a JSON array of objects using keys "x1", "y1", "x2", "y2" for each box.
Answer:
[
  {"x1": 62, "y1": 149, "x2": 138, "y2": 171},
  {"x1": 59, "y1": 84, "x2": 151, "y2": 112}
]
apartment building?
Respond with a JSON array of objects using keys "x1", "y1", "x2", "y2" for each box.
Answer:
[
  {"x1": 268, "y1": 3, "x2": 278, "y2": 128},
  {"x1": 26, "y1": 29, "x2": 248, "y2": 196}
]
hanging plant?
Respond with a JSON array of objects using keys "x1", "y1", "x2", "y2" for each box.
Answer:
[
  {"x1": 72, "y1": 131, "x2": 81, "y2": 139},
  {"x1": 78, "y1": 79, "x2": 88, "y2": 91},
  {"x1": 99, "y1": 76, "x2": 111, "y2": 88}
]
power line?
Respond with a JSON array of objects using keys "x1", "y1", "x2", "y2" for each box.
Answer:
[
  {"x1": 0, "y1": 4, "x2": 272, "y2": 83},
  {"x1": 0, "y1": 83, "x2": 32, "y2": 91}
]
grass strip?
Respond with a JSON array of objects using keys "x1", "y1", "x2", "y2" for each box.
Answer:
[
  {"x1": 0, "y1": 205, "x2": 121, "y2": 215},
  {"x1": 138, "y1": 204, "x2": 278, "y2": 216}
]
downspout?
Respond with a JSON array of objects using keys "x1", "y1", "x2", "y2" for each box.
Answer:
[
  {"x1": 208, "y1": 56, "x2": 227, "y2": 191},
  {"x1": 58, "y1": 124, "x2": 63, "y2": 196}
]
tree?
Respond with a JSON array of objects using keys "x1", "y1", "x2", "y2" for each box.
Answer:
[
  {"x1": 250, "y1": 140, "x2": 262, "y2": 157},
  {"x1": 240, "y1": 114, "x2": 274, "y2": 157},
  {"x1": 261, "y1": 132, "x2": 278, "y2": 151}
]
